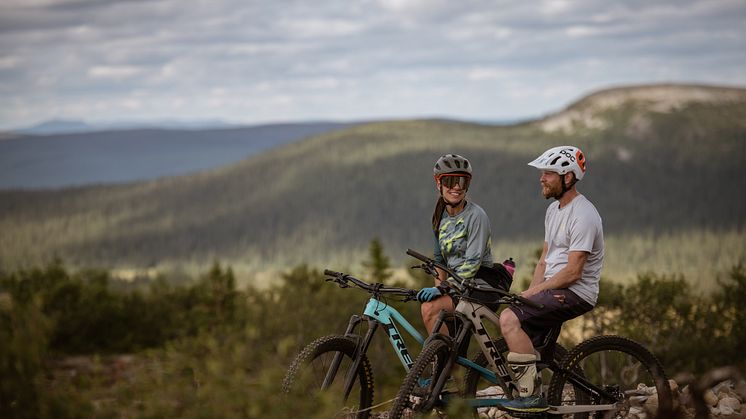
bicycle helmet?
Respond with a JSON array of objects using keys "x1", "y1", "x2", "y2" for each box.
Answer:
[
  {"x1": 527, "y1": 146, "x2": 586, "y2": 181},
  {"x1": 433, "y1": 154, "x2": 472, "y2": 178}
]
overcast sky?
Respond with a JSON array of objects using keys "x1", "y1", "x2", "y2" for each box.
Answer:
[{"x1": 1, "y1": 0, "x2": 744, "y2": 130}]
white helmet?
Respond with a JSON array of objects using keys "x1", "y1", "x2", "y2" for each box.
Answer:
[{"x1": 528, "y1": 146, "x2": 587, "y2": 181}]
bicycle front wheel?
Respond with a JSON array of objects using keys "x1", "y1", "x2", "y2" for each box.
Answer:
[
  {"x1": 547, "y1": 335, "x2": 672, "y2": 419},
  {"x1": 389, "y1": 337, "x2": 452, "y2": 419},
  {"x1": 282, "y1": 335, "x2": 374, "y2": 419}
]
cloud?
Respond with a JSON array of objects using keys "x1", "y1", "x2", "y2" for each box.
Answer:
[
  {"x1": 88, "y1": 65, "x2": 144, "y2": 79},
  {"x1": 1, "y1": 0, "x2": 745, "y2": 129}
]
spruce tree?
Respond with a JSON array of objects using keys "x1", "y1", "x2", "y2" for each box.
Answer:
[{"x1": 363, "y1": 237, "x2": 392, "y2": 283}]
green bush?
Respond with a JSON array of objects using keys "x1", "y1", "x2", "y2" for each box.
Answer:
[{"x1": 2, "y1": 258, "x2": 745, "y2": 417}]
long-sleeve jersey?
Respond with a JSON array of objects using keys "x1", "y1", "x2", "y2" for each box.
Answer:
[{"x1": 433, "y1": 201, "x2": 493, "y2": 289}]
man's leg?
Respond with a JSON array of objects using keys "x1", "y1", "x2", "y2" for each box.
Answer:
[
  {"x1": 500, "y1": 307, "x2": 544, "y2": 407},
  {"x1": 499, "y1": 307, "x2": 534, "y2": 354},
  {"x1": 498, "y1": 289, "x2": 592, "y2": 412}
]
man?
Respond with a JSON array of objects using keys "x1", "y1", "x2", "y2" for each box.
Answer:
[{"x1": 498, "y1": 146, "x2": 604, "y2": 413}]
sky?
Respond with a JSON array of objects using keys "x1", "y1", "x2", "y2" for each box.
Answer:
[{"x1": 1, "y1": 0, "x2": 745, "y2": 130}]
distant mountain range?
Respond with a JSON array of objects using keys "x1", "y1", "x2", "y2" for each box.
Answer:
[
  {"x1": 0, "y1": 122, "x2": 357, "y2": 189},
  {"x1": 1, "y1": 83, "x2": 744, "y2": 276},
  {"x1": 12, "y1": 118, "x2": 237, "y2": 135}
]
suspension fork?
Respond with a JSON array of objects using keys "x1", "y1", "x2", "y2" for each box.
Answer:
[
  {"x1": 422, "y1": 316, "x2": 473, "y2": 412},
  {"x1": 322, "y1": 314, "x2": 364, "y2": 390},
  {"x1": 341, "y1": 316, "x2": 380, "y2": 401}
]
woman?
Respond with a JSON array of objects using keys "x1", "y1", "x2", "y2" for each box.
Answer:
[{"x1": 417, "y1": 154, "x2": 512, "y2": 335}]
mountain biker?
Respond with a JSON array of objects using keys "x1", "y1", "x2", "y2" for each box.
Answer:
[
  {"x1": 498, "y1": 146, "x2": 604, "y2": 413},
  {"x1": 416, "y1": 154, "x2": 511, "y2": 335}
]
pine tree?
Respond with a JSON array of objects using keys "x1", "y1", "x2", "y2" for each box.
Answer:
[{"x1": 363, "y1": 237, "x2": 392, "y2": 283}]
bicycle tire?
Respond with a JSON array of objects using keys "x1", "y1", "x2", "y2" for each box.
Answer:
[
  {"x1": 389, "y1": 337, "x2": 451, "y2": 419},
  {"x1": 282, "y1": 335, "x2": 374, "y2": 419},
  {"x1": 547, "y1": 335, "x2": 672, "y2": 419},
  {"x1": 463, "y1": 339, "x2": 575, "y2": 417}
]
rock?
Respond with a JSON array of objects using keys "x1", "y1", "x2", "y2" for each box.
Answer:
[
  {"x1": 669, "y1": 379, "x2": 679, "y2": 393},
  {"x1": 645, "y1": 393, "x2": 659, "y2": 412},
  {"x1": 634, "y1": 383, "x2": 657, "y2": 396},
  {"x1": 719, "y1": 397, "x2": 741, "y2": 412},
  {"x1": 628, "y1": 395, "x2": 646, "y2": 406},
  {"x1": 705, "y1": 389, "x2": 719, "y2": 407},
  {"x1": 719, "y1": 405, "x2": 735, "y2": 416},
  {"x1": 713, "y1": 380, "x2": 735, "y2": 395}
]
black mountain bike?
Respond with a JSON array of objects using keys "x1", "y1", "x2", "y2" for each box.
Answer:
[{"x1": 389, "y1": 249, "x2": 672, "y2": 418}]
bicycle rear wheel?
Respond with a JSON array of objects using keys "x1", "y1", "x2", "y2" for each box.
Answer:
[
  {"x1": 389, "y1": 337, "x2": 452, "y2": 419},
  {"x1": 282, "y1": 335, "x2": 374, "y2": 418},
  {"x1": 547, "y1": 335, "x2": 672, "y2": 419}
]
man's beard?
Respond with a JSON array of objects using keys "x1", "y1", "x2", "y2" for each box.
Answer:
[{"x1": 542, "y1": 183, "x2": 563, "y2": 200}]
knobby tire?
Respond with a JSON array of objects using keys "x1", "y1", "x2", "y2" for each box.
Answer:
[
  {"x1": 547, "y1": 335, "x2": 672, "y2": 419},
  {"x1": 282, "y1": 335, "x2": 374, "y2": 419}
]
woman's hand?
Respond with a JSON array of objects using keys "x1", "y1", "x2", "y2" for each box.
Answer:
[{"x1": 416, "y1": 287, "x2": 442, "y2": 302}]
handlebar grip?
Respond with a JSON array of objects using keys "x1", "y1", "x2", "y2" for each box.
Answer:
[
  {"x1": 324, "y1": 269, "x2": 343, "y2": 277},
  {"x1": 406, "y1": 248, "x2": 430, "y2": 262}
]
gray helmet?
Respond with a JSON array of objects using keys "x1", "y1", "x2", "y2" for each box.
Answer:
[{"x1": 433, "y1": 154, "x2": 472, "y2": 177}]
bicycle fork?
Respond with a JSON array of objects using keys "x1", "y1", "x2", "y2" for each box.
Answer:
[
  {"x1": 322, "y1": 314, "x2": 380, "y2": 402},
  {"x1": 418, "y1": 315, "x2": 474, "y2": 412}
]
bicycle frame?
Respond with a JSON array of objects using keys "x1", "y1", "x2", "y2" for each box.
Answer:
[
  {"x1": 331, "y1": 294, "x2": 495, "y2": 404},
  {"x1": 423, "y1": 298, "x2": 623, "y2": 414}
]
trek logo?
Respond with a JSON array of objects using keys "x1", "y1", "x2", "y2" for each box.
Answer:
[
  {"x1": 476, "y1": 324, "x2": 510, "y2": 378},
  {"x1": 384, "y1": 321, "x2": 414, "y2": 368}
]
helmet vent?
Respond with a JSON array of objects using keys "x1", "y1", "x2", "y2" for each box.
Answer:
[{"x1": 550, "y1": 156, "x2": 562, "y2": 165}]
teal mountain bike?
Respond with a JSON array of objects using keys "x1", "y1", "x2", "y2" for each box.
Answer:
[{"x1": 282, "y1": 267, "x2": 524, "y2": 418}]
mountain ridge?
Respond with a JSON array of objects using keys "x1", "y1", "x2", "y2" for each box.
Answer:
[
  {"x1": 0, "y1": 121, "x2": 359, "y2": 189},
  {"x1": 1, "y1": 83, "x2": 744, "y2": 280},
  {"x1": 537, "y1": 83, "x2": 746, "y2": 134}
]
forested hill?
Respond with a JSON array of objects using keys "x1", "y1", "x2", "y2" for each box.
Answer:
[
  {"x1": 0, "y1": 121, "x2": 356, "y2": 189},
  {"x1": 1, "y1": 84, "x2": 745, "y2": 272}
]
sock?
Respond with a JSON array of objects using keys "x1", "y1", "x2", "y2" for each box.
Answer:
[{"x1": 507, "y1": 352, "x2": 539, "y2": 398}]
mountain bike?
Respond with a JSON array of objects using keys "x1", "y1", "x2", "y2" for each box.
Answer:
[
  {"x1": 281, "y1": 268, "x2": 539, "y2": 418},
  {"x1": 389, "y1": 249, "x2": 673, "y2": 418}
]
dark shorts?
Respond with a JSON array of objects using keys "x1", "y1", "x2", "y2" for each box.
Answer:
[
  {"x1": 447, "y1": 288, "x2": 502, "y2": 312},
  {"x1": 511, "y1": 289, "x2": 593, "y2": 347}
]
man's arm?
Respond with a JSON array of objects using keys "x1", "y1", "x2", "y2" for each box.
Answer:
[
  {"x1": 529, "y1": 242, "x2": 548, "y2": 289},
  {"x1": 522, "y1": 250, "x2": 588, "y2": 298}
]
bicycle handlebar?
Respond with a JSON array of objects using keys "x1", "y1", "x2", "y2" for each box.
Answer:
[
  {"x1": 323, "y1": 269, "x2": 417, "y2": 299},
  {"x1": 406, "y1": 248, "x2": 544, "y2": 310}
]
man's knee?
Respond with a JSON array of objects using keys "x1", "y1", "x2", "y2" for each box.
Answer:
[{"x1": 500, "y1": 308, "x2": 520, "y2": 332}]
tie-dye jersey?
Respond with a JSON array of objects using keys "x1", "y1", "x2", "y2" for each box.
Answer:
[{"x1": 433, "y1": 201, "x2": 494, "y2": 289}]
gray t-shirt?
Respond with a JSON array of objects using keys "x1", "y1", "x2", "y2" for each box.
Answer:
[
  {"x1": 544, "y1": 194, "x2": 604, "y2": 306},
  {"x1": 433, "y1": 201, "x2": 494, "y2": 289}
]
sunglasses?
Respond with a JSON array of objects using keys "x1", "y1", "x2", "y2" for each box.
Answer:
[{"x1": 439, "y1": 174, "x2": 471, "y2": 190}]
